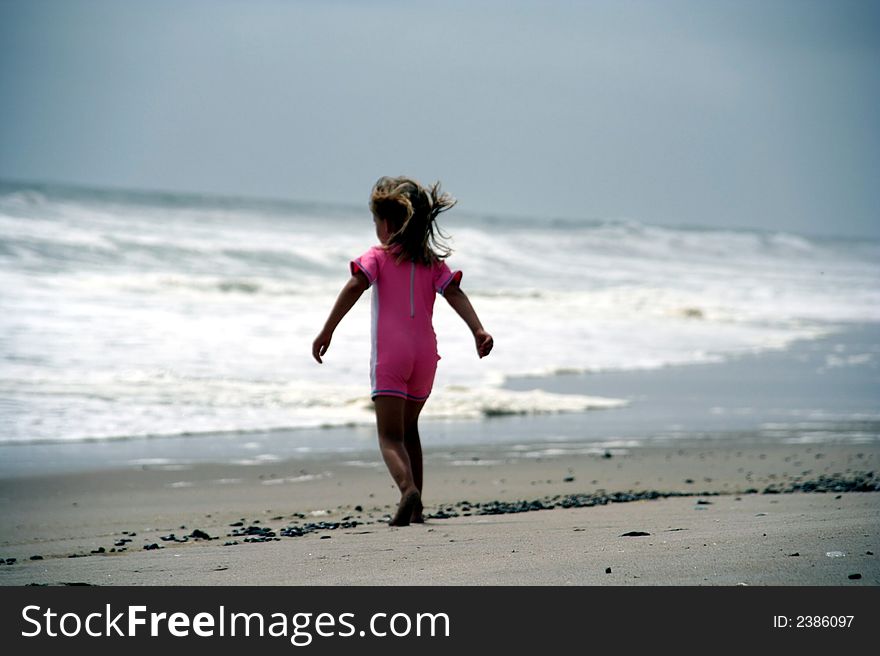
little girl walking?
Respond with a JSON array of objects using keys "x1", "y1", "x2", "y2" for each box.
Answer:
[{"x1": 312, "y1": 176, "x2": 493, "y2": 526}]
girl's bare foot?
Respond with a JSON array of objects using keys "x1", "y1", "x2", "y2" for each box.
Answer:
[
  {"x1": 410, "y1": 496, "x2": 425, "y2": 523},
  {"x1": 389, "y1": 489, "x2": 421, "y2": 527}
]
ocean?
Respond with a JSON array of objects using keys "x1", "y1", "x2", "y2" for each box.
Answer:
[{"x1": 2, "y1": 180, "x2": 879, "y2": 455}]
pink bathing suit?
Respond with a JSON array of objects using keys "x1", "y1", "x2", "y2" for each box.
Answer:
[{"x1": 350, "y1": 245, "x2": 462, "y2": 401}]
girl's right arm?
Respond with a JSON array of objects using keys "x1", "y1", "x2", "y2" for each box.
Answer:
[
  {"x1": 442, "y1": 282, "x2": 494, "y2": 358},
  {"x1": 312, "y1": 272, "x2": 370, "y2": 363}
]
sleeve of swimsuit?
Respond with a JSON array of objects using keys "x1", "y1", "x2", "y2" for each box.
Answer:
[
  {"x1": 433, "y1": 259, "x2": 463, "y2": 295},
  {"x1": 350, "y1": 248, "x2": 380, "y2": 286}
]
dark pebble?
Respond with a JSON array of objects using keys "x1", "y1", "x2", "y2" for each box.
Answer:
[
  {"x1": 605, "y1": 567, "x2": 612, "y2": 574},
  {"x1": 190, "y1": 529, "x2": 212, "y2": 540},
  {"x1": 684, "y1": 479, "x2": 694, "y2": 484},
  {"x1": 5, "y1": 558, "x2": 17, "y2": 565},
  {"x1": 144, "y1": 543, "x2": 161, "y2": 551},
  {"x1": 229, "y1": 521, "x2": 244, "y2": 527},
  {"x1": 29, "y1": 555, "x2": 43, "y2": 561},
  {"x1": 620, "y1": 531, "x2": 651, "y2": 537},
  {"x1": 788, "y1": 552, "x2": 800, "y2": 557},
  {"x1": 355, "y1": 505, "x2": 363, "y2": 512},
  {"x1": 90, "y1": 547, "x2": 105, "y2": 554},
  {"x1": 696, "y1": 499, "x2": 712, "y2": 505},
  {"x1": 848, "y1": 573, "x2": 862, "y2": 580},
  {"x1": 563, "y1": 476, "x2": 575, "y2": 483},
  {"x1": 320, "y1": 535, "x2": 331, "y2": 539},
  {"x1": 867, "y1": 551, "x2": 874, "y2": 555}
]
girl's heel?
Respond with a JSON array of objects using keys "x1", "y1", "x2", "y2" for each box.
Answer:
[{"x1": 389, "y1": 490, "x2": 421, "y2": 527}]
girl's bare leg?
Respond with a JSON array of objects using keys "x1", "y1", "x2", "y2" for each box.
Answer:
[
  {"x1": 374, "y1": 395, "x2": 420, "y2": 526},
  {"x1": 404, "y1": 399, "x2": 426, "y2": 522}
]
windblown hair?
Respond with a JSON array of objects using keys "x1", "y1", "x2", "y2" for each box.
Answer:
[{"x1": 369, "y1": 176, "x2": 456, "y2": 265}]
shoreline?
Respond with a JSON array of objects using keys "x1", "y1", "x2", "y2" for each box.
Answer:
[
  {"x1": 1, "y1": 323, "x2": 877, "y2": 585},
  {"x1": 2, "y1": 321, "x2": 878, "y2": 479}
]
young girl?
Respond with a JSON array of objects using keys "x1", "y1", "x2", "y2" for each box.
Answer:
[{"x1": 312, "y1": 176, "x2": 493, "y2": 526}]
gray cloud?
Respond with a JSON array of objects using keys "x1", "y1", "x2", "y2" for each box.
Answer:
[{"x1": 1, "y1": 0, "x2": 877, "y2": 238}]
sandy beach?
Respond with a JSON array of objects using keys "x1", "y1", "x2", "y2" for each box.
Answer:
[{"x1": 1, "y1": 438, "x2": 877, "y2": 586}]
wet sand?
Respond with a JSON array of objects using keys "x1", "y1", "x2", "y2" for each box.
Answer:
[{"x1": 0, "y1": 438, "x2": 877, "y2": 585}]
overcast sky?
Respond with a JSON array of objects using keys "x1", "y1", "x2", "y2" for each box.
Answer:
[{"x1": 1, "y1": 0, "x2": 878, "y2": 238}]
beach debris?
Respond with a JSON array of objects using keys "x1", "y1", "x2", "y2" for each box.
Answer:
[
  {"x1": 848, "y1": 573, "x2": 862, "y2": 580},
  {"x1": 825, "y1": 551, "x2": 845, "y2": 558},
  {"x1": 90, "y1": 547, "x2": 105, "y2": 554},
  {"x1": 62, "y1": 582, "x2": 93, "y2": 586},
  {"x1": 620, "y1": 531, "x2": 651, "y2": 537},
  {"x1": 234, "y1": 525, "x2": 278, "y2": 542},
  {"x1": 160, "y1": 534, "x2": 188, "y2": 543},
  {"x1": 213, "y1": 566, "x2": 228, "y2": 571},
  {"x1": 605, "y1": 567, "x2": 612, "y2": 574},
  {"x1": 787, "y1": 472, "x2": 877, "y2": 492},
  {"x1": 696, "y1": 499, "x2": 712, "y2": 505},
  {"x1": 755, "y1": 512, "x2": 768, "y2": 517},
  {"x1": 788, "y1": 552, "x2": 800, "y2": 557}
]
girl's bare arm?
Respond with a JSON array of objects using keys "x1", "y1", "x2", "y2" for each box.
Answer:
[
  {"x1": 312, "y1": 272, "x2": 370, "y2": 363},
  {"x1": 443, "y1": 282, "x2": 493, "y2": 358}
]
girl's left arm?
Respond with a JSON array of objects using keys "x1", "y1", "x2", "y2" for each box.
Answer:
[
  {"x1": 312, "y1": 272, "x2": 370, "y2": 363},
  {"x1": 443, "y1": 282, "x2": 494, "y2": 358}
]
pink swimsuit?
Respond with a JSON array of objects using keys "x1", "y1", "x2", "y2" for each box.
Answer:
[{"x1": 351, "y1": 245, "x2": 462, "y2": 401}]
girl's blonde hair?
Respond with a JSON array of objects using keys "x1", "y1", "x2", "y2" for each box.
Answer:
[{"x1": 369, "y1": 176, "x2": 456, "y2": 265}]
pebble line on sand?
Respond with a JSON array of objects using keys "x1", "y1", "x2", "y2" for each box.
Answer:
[{"x1": 2, "y1": 471, "x2": 876, "y2": 568}]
